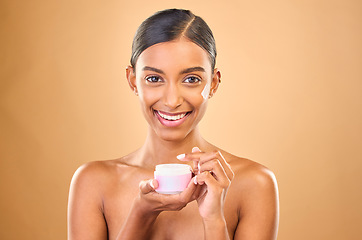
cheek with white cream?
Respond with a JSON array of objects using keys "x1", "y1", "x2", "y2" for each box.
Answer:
[{"x1": 201, "y1": 84, "x2": 210, "y2": 100}]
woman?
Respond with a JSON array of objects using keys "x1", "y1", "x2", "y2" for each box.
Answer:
[{"x1": 68, "y1": 9, "x2": 279, "y2": 240}]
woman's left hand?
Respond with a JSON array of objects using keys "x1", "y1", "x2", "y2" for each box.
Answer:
[{"x1": 178, "y1": 147, "x2": 234, "y2": 221}]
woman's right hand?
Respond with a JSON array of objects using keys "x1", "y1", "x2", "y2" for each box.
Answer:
[
  {"x1": 116, "y1": 175, "x2": 199, "y2": 239},
  {"x1": 135, "y1": 176, "x2": 199, "y2": 216}
]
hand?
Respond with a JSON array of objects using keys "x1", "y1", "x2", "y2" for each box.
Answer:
[
  {"x1": 135, "y1": 175, "x2": 200, "y2": 216},
  {"x1": 178, "y1": 147, "x2": 234, "y2": 221}
]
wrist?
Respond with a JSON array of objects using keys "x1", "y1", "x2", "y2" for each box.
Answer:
[
  {"x1": 133, "y1": 196, "x2": 161, "y2": 219},
  {"x1": 203, "y1": 216, "x2": 227, "y2": 229},
  {"x1": 203, "y1": 217, "x2": 229, "y2": 240}
]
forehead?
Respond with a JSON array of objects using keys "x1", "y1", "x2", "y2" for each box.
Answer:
[{"x1": 136, "y1": 38, "x2": 212, "y2": 74}]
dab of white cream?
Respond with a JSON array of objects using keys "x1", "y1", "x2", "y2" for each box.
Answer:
[{"x1": 201, "y1": 84, "x2": 209, "y2": 100}]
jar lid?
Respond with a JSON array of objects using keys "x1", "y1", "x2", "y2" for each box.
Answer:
[{"x1": 155, "y1": 164, "x2": 191, "y2": 176}]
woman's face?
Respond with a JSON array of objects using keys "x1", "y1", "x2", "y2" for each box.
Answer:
[{"x1": 127, "y1": 38, "x2": 220, "y2": 141}]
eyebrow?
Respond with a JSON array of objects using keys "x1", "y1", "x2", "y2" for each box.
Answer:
[
  {"x1": 142, "y1": 66, "x2": 164, "y2": 74},
  {"x1": 142, "y1": 66, "x2": 206, "y2": 75},
  {"x1": 180, "y1": 67, "x2": 206, "y2": 74}
]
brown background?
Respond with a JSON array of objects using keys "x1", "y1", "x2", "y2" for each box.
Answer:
[{"x1": 1, "y1": 0, "x2": 361, "y2": 239}]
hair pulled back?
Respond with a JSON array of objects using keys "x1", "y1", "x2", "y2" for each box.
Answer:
[{"x1": 131, "y1": 9, "x2": 217, "y2": 70}]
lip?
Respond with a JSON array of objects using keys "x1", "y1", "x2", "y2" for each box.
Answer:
[{"x1": 154, "y1": 110, "x2": 191, "y2": 127}]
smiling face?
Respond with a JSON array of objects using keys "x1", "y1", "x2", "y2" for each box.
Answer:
[{"x1": 127, "y1": 38, "x2": 220, "y2": 142}]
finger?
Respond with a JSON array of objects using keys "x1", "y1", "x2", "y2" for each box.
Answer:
[
  {"x1": 192, "y1": 146, "x2": 201, "y2": 153},
  {"x1": 177, "y1": 148, "x2": 234, "y2": 180},
  {"x1": 139, "y1": 179, "x2": 159, "y2": 194},
  {"x1": 195, "y1": 171, "x2": 220, "y2": 192},
  {"x1": 198, "y1": 159, "x2": 231, "y2": 188},
  {"x1": 158, "y1": 176, "x2": 198, "y2": 211},
  {"x1": 178, "y1": 176, "x2": 198, "y2": 201},
  {"x1": 177, "y1": 150, "x2": 222, "y2": 164},
  {"x1": 177, "y1": 146, "x2": 204, "y2": 162},
  {"x1": 192, "y1": 147, "x2": 202, "y2": 173},
  {"x1": 199, "y1": 151, "x2": 234, "y2": 180},
  {"x1": 212, "y1": 151, "x2": 234, "y2": 179},
  {"x1": 177, "y1": 146, "x2": 202, "y2": 173},
  {"x1": 177, "y1": 152, "x2": 203, "y2": 161},
  {"x1": 157, "y1": 178, "x2": 199, "y2": 212}
]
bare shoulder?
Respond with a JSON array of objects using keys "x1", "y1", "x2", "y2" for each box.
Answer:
[
  {"x1": 71, "y1": 160, "x2": 116, "y2": 184},
  {"x1": 220, "y1": 150, "x2": 278, "y2": 198},
  {"x1": 70, "y1": 156, "x2": 137, "y2": 194},
  {"x1": 220, "y1": 150, "x2": 279, "y2": 239},
  {"x1": 72, "y1": 156, "x2": 137, "y2": 184},
  {"x1": 68, "y1": 157, "x2": 139, "y2": 238}
]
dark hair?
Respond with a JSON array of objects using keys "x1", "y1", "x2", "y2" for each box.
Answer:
[{"x1": 131, "y1": 9, "x2": 217, "y2": 70}]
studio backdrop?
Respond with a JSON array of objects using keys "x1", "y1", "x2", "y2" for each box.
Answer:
[{"x1": 1, "y1": 0, "x2": 361, "y2": 239}]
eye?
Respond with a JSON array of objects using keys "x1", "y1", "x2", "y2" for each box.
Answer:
[
  {"x1": 183, "y1": 76, "x2": 201, "y2": 84},
  {"x1": 145, "y1": 75, "x2": 162, "y2": 83}
]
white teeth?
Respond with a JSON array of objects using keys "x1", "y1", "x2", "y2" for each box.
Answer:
[{"x1": 158, "y1": 111, "x2": 187, "y2": 121}]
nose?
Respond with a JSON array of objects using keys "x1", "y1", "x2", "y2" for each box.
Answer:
[{"x1": 163, "y1": 83, "x2": 183, "y2": 109}]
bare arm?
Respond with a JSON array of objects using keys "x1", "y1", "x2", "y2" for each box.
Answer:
[
  {"x1": 67, "y1": 163, "x2": 108, "y2": 240},
  {"x1": 234, "y1": 167, "x2": 279, "y2": 240}
]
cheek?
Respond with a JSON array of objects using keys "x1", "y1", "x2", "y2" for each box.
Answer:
[
  {"x1": 182, "y1": 86, "x2": 208, "y2": 107},
  {"x1": 201, "y1": 84, "x2": 210, "y2": 100},
  {"x1": 139, "y1": 87, "x2": 162, "y2": 106}
]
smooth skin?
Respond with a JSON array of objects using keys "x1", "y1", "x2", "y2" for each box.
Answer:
[{"x1": 68, "y1": 37, "x2": 279, "y2": 240}]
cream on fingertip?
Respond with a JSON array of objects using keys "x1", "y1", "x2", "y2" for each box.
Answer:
[
  {"x1": 176, "y1": 153, "x2": 186, "y2": 160},
  {"x1": 194, "y1": 176, "x2": 198, "y2": 185},
  {"x1": 192, "y1": 146, "x2": 201, "y2": 152}
]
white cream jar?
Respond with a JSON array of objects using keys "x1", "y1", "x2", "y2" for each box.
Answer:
[{"x1": 154, "y1": 164, "x2": 192, "y2": 194}]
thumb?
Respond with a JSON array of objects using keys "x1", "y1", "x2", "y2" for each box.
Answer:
[{"x1": 139, "y1": 179, "x2": 159, "y2": 194}]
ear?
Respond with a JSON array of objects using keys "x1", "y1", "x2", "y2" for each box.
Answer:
[
  {"x1": 126, "y1": 66, "x2": 138, "y2": 95},
  {"x1": 209, "y1": 68, "x2": 221, "y2": 97}
]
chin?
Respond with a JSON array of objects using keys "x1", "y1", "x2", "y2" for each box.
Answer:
[{"x1": 155, "y1": 129, "x2": 191, "y2": 142}]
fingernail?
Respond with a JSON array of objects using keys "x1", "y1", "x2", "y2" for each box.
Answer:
[
  {"x1": 192, "y1": 147, "x2": 201, "y2": 152},
  {"x1": 150, "y1": 180, "x2": 154, "y2": 189},
  {"x1": 176, "y1": 153, "x2": 185, "y2": 160},
  {"x1": 194, "y1": 176, "x2": 198, "y2": 185},
  {"x1": 198, "y1": 162, "x2": 201, "y2": 174}
]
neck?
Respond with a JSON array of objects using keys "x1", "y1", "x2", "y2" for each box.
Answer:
[{"x1": 137, "y1": 126, "x2": 208, "y2": 169}]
